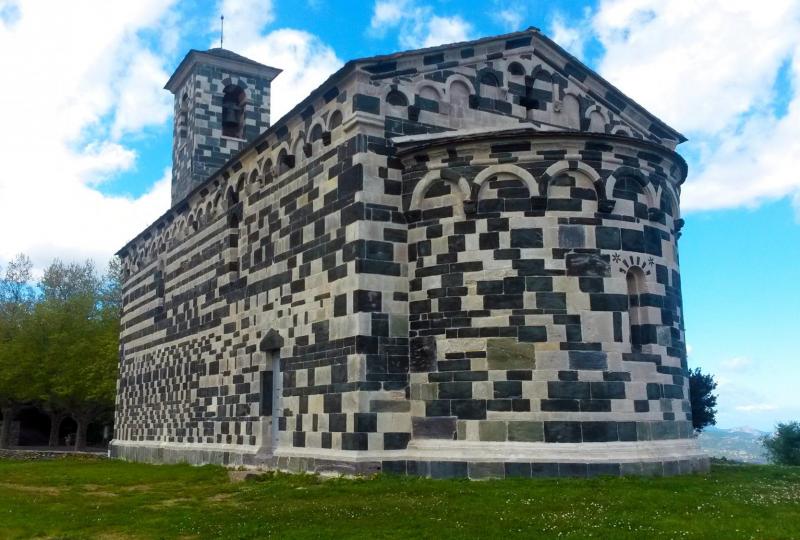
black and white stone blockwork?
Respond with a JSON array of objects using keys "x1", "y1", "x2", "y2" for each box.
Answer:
[{"x1": 111, "y1": 28, "x2": 708, "y2": 478}]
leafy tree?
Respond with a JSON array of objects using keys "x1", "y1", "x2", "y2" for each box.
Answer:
[
  {"x1": 0, "y1": 256, "x2": 120, "y2": 449},
  {"x1": 100, "y1": 257, "x2": 123, "y2": 315},
  {"x1": 688, "y1": 367, "x2": 718, "y2": 432},
  {"x1": 33, "y1": 259, "x2": 118, "y2": 449},
  {"x1": 40, "y1": 259, "x2": 100, "y2": 303},
  {"x1": 0, "y1": 254, "x2": 35, "y2": 448},
  {"x1": 0, "y1": 254, "x2": 33, "y2": 303},
  {"x1": 762, "y1": 422, "x2": 800, "y2": 466}
]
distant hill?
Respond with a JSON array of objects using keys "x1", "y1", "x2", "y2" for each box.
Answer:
[{"x1": 698, "y1": 426, "x2": 769, "y2": 464}]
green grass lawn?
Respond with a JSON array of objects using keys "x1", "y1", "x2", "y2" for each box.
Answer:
[{"x1": 0, "y1": 457, "x2": 798, "y2": 539}]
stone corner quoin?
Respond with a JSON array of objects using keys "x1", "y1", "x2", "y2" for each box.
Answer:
[{"x1": 110, "y1": 28, "x2": 708, "y2": 479}]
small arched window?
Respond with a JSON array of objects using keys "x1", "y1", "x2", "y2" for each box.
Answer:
[
  {"x1": 278, "y1": 149, "x2": 292, "y2": 175},
  {"x1": 154, "y1": 258, "x2": 166, "y2": 315},
  {"x1": 660, "y1": 191, "x2": 674, "y2": 216},
  {"x1": 222, "y1": 85, "x2": 246, "y2": 138},
  {"x1": 310, "y1": 124, "x2": 324, "y2": 143},
  {"x1": 479, "y1": 72, "x2": 501, "y2": 101},
  {"x1": 226, "y1": 185, "x2": 239, "y2": 209},
  {"x1": 328, "y1": 110, "x2": 342, "y2": 130},
  {"x1": 178, "y1": 93, "x2": 189, "y2": 142},
  {"x1": 263, "y1": 159, "x2": 274, "y2": 185},
  {"x1": 626, "y1": 267, "x2": 646, "y2": 351},
  {"x1": 386, "y1": 90, "x2": 408, "y2": 107},
  {"x1": 508, "y1": 62, "x2": 525, "y2": 76}
]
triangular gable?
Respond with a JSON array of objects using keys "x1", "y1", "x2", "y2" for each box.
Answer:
[{"x1": 353, "y1": 28, "x2": 684, "y2": 147}]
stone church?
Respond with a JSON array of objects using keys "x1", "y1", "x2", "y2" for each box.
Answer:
[{"x1": 112, "y1": 28, "x2": 708, "y2": 478}]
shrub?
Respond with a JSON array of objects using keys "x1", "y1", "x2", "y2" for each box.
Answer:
[
  {"x1": 762, "y1": 422, "x2": 800, "y2": 466},
  {"x1": 688, "y1": 367, "x2": 717, "y2": 432}
]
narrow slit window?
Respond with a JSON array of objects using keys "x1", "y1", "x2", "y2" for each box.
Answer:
[{"x1": 626, "y1": 267, "x2": 645, "y2": 350}]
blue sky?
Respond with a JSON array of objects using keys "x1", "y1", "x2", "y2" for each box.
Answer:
[{"x1": 0, "y1": 0, "x2": 798, "y2": 430}]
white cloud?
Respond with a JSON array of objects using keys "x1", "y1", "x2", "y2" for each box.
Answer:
[
  {"x1": 594, "y1": 0, "x2": 798, "y2": 132},
  {"x1": 550, "y1": 12, "x2": 588, "y2": 59},
  {"x1": 369, "y1": 0, "x2": 408, "y2": 35},
  {"x1": 720, "y1": 357, "x2": 752, "y2": 371},
  {"x1": 421, "y1": 16, "x2": 471, "y2": 48},
  {"x1": 0, "y1": 1, "x2": 177, "y2": 272},
  {"x1": 495, "y1": 9, "x2": 523, "y2": 32},
  {"x1": 491, "y1": 1, "x2": 527, "y2": 32},
  {"x1": 735, "y1": 404, "x2": 779, "y2": 412},
  {"x1": 680, "y1": 78, "x2": 800, "y2": 212},
  {"x1": 368, "y1": 0, "x2": 472, "y2": 50},
  {"x1": 0, "y1": 1, "x2": 342, "y2": 275},
  {"x1": 111, "y1": 51, "x2": 173, "y2": 138},
  {"x1": 592, "y1": 0, "x2": 800, "y2": 214}
]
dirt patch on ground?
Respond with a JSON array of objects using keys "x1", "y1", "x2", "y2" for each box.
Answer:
[
  {"x1": 146, "y1": 497, "x2": 193, "y2": 509},
  {"x1": 120, "y1": 484, "x2": 152, "y2": 492},
  {"x1": 81, "y1": 484, "x2": 119, "y2": 497},
  {"x1": 207, "y1": 492, "x2": 235, "y2": 502},
  {"x1": 0, "y1": 482, "x2": 61, "y2": 496}
]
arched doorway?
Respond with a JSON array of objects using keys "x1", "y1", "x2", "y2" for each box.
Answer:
[{"x1": 259, "y1": 329, "x2": 284, "y2": 453}]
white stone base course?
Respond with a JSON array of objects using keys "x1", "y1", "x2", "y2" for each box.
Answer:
[{"x1": 110, "y1": 438, "x2": 709, "y2": 479}]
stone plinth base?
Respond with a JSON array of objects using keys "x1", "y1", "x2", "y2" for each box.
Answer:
[
  {"x1": 109, "y1": 440, "x2": 269, "y2": 467},
  {"x1": 110, "y1": 438, "x2": 709, "y2": 479}
]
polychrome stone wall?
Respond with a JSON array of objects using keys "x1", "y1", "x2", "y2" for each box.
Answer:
[
  {"x1": 399, "y1": 133, "x2": 690, "y2": 448},
  {"x1": 112, "y1": 29, "x2": 706, "y2": 477}
]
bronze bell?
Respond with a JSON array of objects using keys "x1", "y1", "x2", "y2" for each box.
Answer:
[{"x1": 222, "y1": 105, "x2": 240, "y2": 126}]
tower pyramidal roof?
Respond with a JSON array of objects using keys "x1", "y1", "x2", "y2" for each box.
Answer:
[
  {"x1": 164, "y1": 47, "x2": 282, "y2": 93},
  {"x1": 203, "y1": 47, "x2": 275, "y2": 69}
]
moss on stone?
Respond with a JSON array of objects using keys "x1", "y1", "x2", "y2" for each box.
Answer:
[{"x1": 486, "y1": 338, "x2": 536, "y2": 370}]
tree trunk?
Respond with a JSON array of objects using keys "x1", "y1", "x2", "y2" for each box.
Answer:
[
  {"x1": 74, "y1": 415, "x2": 89, "y2": 451},
  {"x1": 0, "y1": 405, "x2": 17, "y2": 449},
  {"x1": 48, "y1": 413, "x2": 64, "y2": 447}
]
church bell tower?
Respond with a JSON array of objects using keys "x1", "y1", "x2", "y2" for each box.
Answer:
[{"x1": 164, "y1": 48, "x2": 281, "y2": 205}]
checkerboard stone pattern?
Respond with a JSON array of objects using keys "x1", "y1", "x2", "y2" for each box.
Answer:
[{"x1": 111, "y1": 29, "x2": 708, "y2": 478}]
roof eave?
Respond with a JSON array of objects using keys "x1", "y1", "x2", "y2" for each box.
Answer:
[
  {"x1": 163, "y1": 50, "x2": 283, "y2": 94},
  {"x1": 391, "y1": 126, "x2": 688, "y2": 181},
  {"x1": 120, "y1": 27, "x2": 687, "y2": 257}
]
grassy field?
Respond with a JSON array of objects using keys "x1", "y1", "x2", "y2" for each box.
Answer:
[{"x1": 0, "y1": 457, "x2": 798, "y2": 539}]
